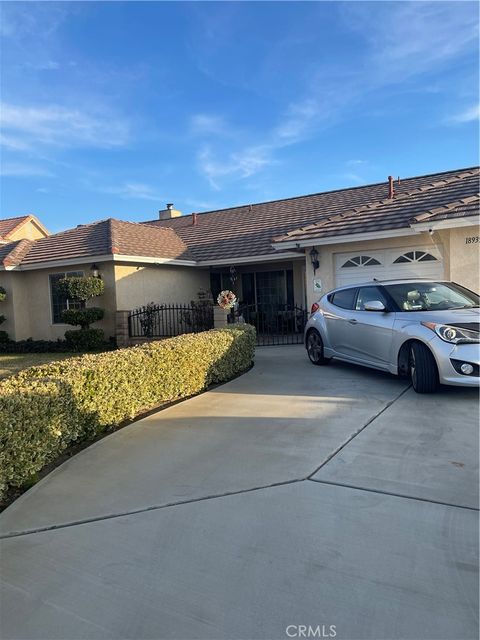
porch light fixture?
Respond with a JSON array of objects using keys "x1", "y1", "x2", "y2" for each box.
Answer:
[
  {"x1": 90, "y1": 263, "x2": 100, "y2": 278},
  {"x1": 229, "y1": 265, "x2": 237, "y2": 285},
  {"x1": 309, "y1": 247, "x2": 319, "y2": 274}
]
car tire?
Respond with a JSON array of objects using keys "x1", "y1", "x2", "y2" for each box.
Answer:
[
  {"x1": 306, "y1": 329, "x2": 330, "y2": 366},
  {"x1": 409, "y1": 341, "x2": 439, "y2": 393}
]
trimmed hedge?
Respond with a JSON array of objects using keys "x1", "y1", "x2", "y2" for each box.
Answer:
[
  {"x1": 0, "y1": 337, "x2": 115, "y2": 353},
  {"x1": 65, "y1": 327, "x2": 105, "y2": 351},
  {"x1": 0, "y1": 325, "x2": 255, "y2": 499}
]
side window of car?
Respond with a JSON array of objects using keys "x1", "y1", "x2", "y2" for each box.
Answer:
[
  {"x1": 355, "y1": 286, "x2": 388, "y2": 311},
  {"x1": 331, "y1": 288, "x2": 357, "y2": 310}
]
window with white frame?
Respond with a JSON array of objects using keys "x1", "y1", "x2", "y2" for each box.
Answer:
[
  {"x1": 341, "y1": 255, "x2": 382, "y2": 268},
  {"x1": 49, "y1": 271, "x2": 85, "y2": 324}
]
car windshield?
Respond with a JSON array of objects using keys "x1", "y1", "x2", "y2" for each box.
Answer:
[{"x1": 385, "y1": 282, "x2": 479, "y2": 312}]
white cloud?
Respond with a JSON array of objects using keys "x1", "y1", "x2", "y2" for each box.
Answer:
[
  {"x1": 446, "y1": 104, "x2": 480, "y2": 124},
  {"x1": 0, "y1": 162, "x2": 54, "y2": 177},
  {"x1": 190, "y1": 114, "x2": 232, "y2": 137},
  {"x1": 100, "y1": 182, "x2": 162, "y2": 201},
  {"x1": 0, "y1": 102, "x2": 129, "y2": 149},
  {"x1": 192, "y1": 2, "x2": 478, "y2": 190},
  {"x1": 198, "y1": 145, "x2": 273, "y2": 190}
]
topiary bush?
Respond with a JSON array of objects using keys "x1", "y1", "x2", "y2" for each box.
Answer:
[
  {"x1": 58, "y1": 275, "x2": 105, "y2": 345},
  {"x1": 57, "y1": 276, "x2": 105, "y2": 301},
  {"x1": 64, "y1": 327, "x2": 106, "y2": 351},
  {"x1": 0, "y1": 325, "x2": 255, "y2": 499},
  {"x1": 62, "y1": 307, "x2": 105, "y2": 330}
]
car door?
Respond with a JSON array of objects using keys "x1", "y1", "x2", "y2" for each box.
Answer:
[
  {"x1": 344, "y1": 285, "x2": 396, "y2": 366},
  {"x1": 323, "y1": 287, "x2": 358, "y2": 356}
]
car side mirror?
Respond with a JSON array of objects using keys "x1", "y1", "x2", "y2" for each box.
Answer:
[{"x1": 364, "y1": 300, "x2": 386, "y2": 312}]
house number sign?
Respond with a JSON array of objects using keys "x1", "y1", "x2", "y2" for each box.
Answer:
[{"x1": 465, "y1": 236, "x2": 479, "y2": 244}]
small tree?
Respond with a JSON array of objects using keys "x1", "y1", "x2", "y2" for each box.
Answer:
[{"x1": 58, "y1": 276, "x2": 106, "y2": 350}]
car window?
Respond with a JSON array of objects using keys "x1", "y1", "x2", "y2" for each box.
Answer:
[
  {"x1": 331, "y1": 288, "x2": 356, "y2": 310},
  {"x1": 355, "y1": 286, "x2": 387, "y2": 311},
  {"x1": 385, "y1": 282, "x2": 479, "y2": 312}
]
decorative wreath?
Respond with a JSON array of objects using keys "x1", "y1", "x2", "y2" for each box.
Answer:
[{"x1": 217, "y1": 290, "x2": 237, "y2": 310}]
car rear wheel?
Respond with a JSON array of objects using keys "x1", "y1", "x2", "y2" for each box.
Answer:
[
  {"x1": 306, "y1": 330, "x2": 330, "y2": 366},
  {"x1": 409, "y1": 341, "x2": 439, "y2": 393}
]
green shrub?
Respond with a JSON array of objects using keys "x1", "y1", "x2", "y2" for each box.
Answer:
[
  {"x1": 0, "y1": 330, "x2": 8, "y2": 343},
  {"x1": 0, "y1": 315, "x2": 5, "y2": 326},
  {"x1": 0, "y1": 325, "x2": 255, "y2": 499},
  {"x1": 58, "y1": 276, "x2": 104, "y2": 301},
  {"x1": 0, "y1": 286, "x2": 6, "y2": 302},
  {"x1": 64, "y1": 328, "x2": 106, "y2": 351},
  {"x1": 61, "y1": 307, "x2": 105, "y2": 329}
]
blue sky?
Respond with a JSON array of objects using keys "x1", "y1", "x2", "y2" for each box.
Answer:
[{"x1": 1, "y1": 1, "x2": 478, "y2": 233}]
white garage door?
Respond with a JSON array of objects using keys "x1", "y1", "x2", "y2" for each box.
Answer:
[{"x1": 334, "y1": 245, "x2": 444, "y2": 287}]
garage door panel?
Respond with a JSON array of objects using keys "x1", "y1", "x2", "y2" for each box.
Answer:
[{"x1": 335, "y1": 245, "x2": 444, "y2": 287}]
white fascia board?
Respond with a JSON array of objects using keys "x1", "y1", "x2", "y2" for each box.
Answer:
[
  {"x1": 7, "y1": 254, "x2": 115, "y2": 271},
  {"x1": 197, "y1": 251, "x2": 304, "y2": 266},
  {"x1": 112, "y1": 254, "x2": 197, "y2": 267},
  {"x1": 7, "y1": 254, "x2": 198, "y2": 271},
  {"x1": 411, "y1": 216, "x2": 480, "y2": 232},
  {"x1": 271, "y1": 227, "x2": 420, "y2": 250}
]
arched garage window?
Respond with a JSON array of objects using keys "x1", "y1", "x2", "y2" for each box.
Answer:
[
  {"x1": 393, "y1": 251, "x2": 437, "y2": 264},
  {"x1": 341, "y1": 255, "x2": 382, "y2": 268}
]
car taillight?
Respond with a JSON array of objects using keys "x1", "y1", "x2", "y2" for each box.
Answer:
[{"x1": 310, "y1": 303, "x2": 320, "y2": 314}]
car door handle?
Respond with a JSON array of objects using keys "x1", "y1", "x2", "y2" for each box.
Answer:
[{"x1": 348, "y1": 319, "x2": 358, "y2": 325}]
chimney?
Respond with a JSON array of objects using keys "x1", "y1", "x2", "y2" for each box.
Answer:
[
  {"x1": 192, "y1": 213, "x2": 198, "y2": 226},
  {"x1": 388, "y1": 176, "x2": 395, "y2": 199},
  {"x1": 158, "y1": 203, "x2": 182, "y2": 220}
]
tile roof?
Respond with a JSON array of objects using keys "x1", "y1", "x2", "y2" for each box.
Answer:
[
  {"x1": 144, "y1": 167, "x2": 479, "y2": 260},
  {"x1": 412, "y1": 194, "x2": 480, "y2": 223},
  {"x1": 9, "y1": 219, "x2": 194, "y2": 267},
  {"x1": 273, "y1": 169, "x2": 479, "y2": 245},
  {"x1": 1, "y1": 166, "x2": 478, "y2": 268},
  {"x1": 0, "y1": 240, "x2": 34, "y2": 267},
  {"x1": 0, "y1": 216, "x2": 32, "y2": 240}
]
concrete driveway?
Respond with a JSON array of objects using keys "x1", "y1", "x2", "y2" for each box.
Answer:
[{"x1": 1, "y1": 346, "x2": 478, "y2": 640}]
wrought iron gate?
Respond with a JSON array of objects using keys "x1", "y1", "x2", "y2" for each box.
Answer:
[
  {"x1": 129, "y1": 303, "x2": 214, "y2": 338},
  {"x1": 239, "y1": 303, "x2": 307, "y2": 346}
]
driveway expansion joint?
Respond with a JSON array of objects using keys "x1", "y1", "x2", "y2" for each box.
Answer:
[
  {"x1": 308, "y1": 478, "x2": 479, "y2": 512},
  {"x1": 306, "y1": 382, "x2": 412, "y2": 479},
  {"x1": 0, "y1": 478, "x2": 305, "y2": 540}
]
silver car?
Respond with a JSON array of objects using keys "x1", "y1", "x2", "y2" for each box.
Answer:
[{"x1": 305, "y1": 280, "x2": 480, "y2": 393}]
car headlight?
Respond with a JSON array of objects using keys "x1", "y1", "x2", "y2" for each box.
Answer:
[{"x1": 422, "y1": 322, "x2": 480, "y2": 344}]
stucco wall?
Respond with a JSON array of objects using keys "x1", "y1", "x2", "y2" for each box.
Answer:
[
  {"x1": 9, "y1": 220, "x2": 48, "y2": 241},
  {"x1": 446, "y1": 225, "x2": 479, "y2": 293},
  {"x1": 10, "y1": 262, "x2": 117, "y2": 341},
  {"x1": 114, "y1": 263, "x2": 210, "y2": 310}
]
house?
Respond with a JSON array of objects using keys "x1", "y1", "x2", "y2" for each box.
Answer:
[{"x1": 0, "y1": 166, "x2": 478, "y2": 344}]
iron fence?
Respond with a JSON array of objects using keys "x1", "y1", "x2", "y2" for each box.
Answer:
[
  {"x1": 239, "y1": 303, "x2": 308, "y2": 346},
  {"x1": 128, "y1": 303, "x2": 214, "y2": 338}
]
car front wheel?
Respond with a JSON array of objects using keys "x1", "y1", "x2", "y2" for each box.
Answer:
[
  {"x1": 306, "y1": 330, "x2": 330, "y2": 366},
  {"x1": 409, "y1": 341, "x2": 439, "y2": 393}
]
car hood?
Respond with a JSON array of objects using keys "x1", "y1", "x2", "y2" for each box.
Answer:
[{"x1": 394, "y1": 308, "x2": 480, "y2": 327}]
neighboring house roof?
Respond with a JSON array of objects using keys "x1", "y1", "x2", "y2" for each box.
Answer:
[
  {"x1": 272, "y1": 168, "x2": 479, "y2": 247},
  {"x1": 144, "y1": 167, "x2": 479, "y2": 261},
  {"x1": 6, "y1": 218, "x2": 194, "y2": 268},
  {"x1": 0, "y1": 214, "x2": 49, "y2": 241}
]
